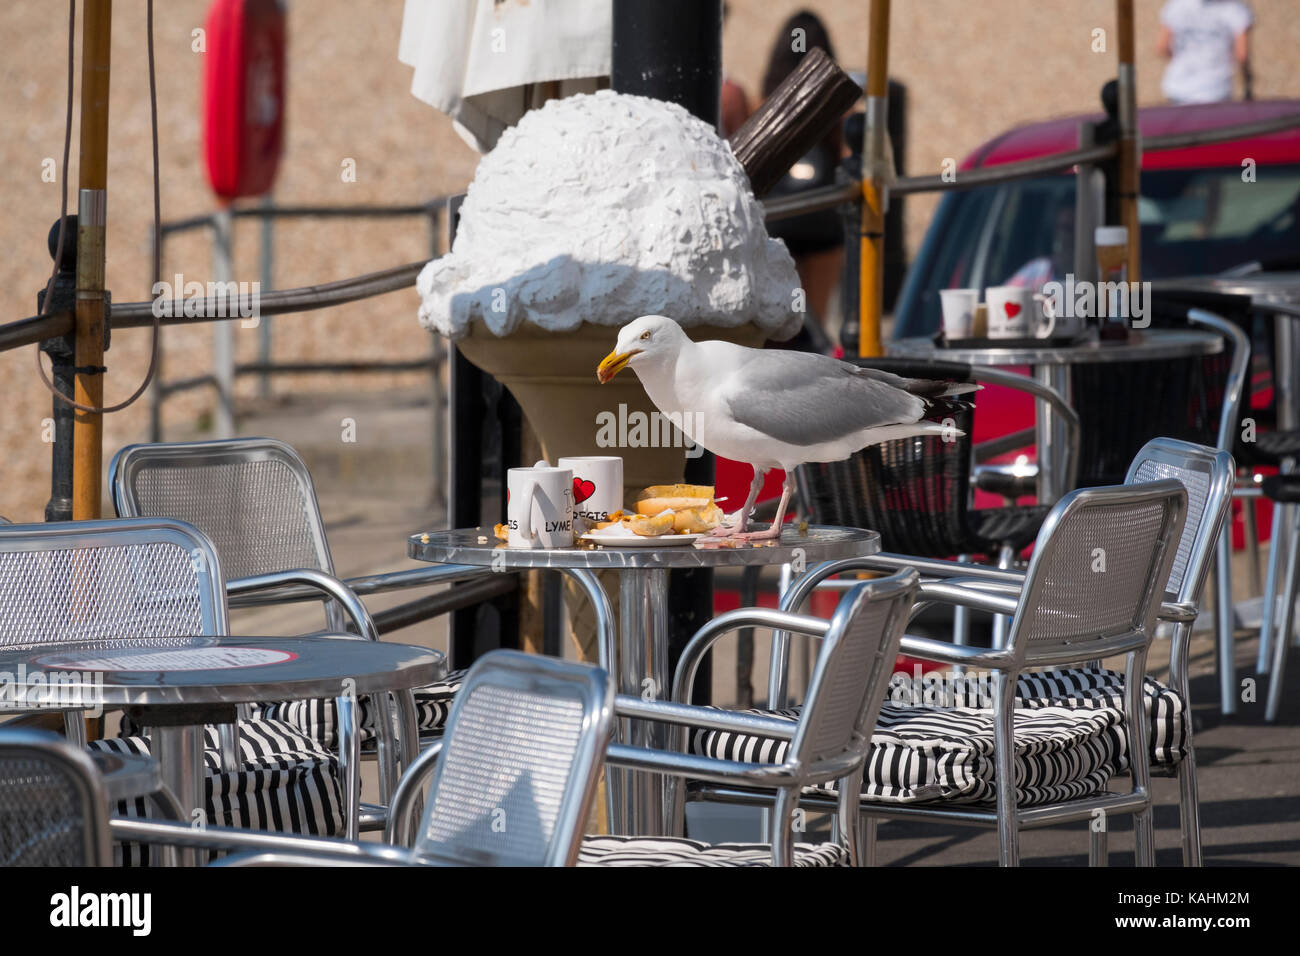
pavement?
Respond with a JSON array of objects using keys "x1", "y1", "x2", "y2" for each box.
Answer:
[{"x1": 192, "y1": 389, "x2": 1300, "y2": 865}]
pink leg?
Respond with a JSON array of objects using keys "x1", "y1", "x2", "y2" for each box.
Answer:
[
  {"x1": 701, "y1": 472, "x2": 793, "y2": 544},
  {"x1": 705, "y1": 467, "x2": 766, "y2": 538}
]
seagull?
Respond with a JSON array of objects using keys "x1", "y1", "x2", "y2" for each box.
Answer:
[{"x1": 596, "y1": 314, "x2": 977, "y2": 542}]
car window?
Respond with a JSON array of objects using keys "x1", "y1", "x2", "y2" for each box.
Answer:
[{"x1": 895, "y1": 164, "x2": 1300, "y2": 339}]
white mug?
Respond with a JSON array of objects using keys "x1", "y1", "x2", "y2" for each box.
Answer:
[
  {"x1": 939, "y1": 289, "x2": 979, "y2": 340},
  {"x1": 558, "y1": 456, "x2": 624, "y2": 527},
  {"x1": 506, "y1": 461, "x2": 574, "y2": 549},
  {"x1": 1034, "y1": 292, "x2": 1084, "y2": 339},
  {"x1": 985, "y1": 286, "x2": 1058, "y2": 339}
]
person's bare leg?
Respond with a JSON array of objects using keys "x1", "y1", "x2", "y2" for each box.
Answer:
[{"x1": 707, "y1": 467, "x2": 767, "y2": 537}]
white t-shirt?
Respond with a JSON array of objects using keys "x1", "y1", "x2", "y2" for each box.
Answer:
[{"x1": 1161, "y1": 0, "x2": 1253, "y2": 104}]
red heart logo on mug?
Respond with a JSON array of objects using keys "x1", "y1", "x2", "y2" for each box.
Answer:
[
  {"x1": 573, "y1": 478, "x2": 596, "y2": 504},
  {"x1": 1004, "y1": 302, "x2": 1022, "y2": 318}
]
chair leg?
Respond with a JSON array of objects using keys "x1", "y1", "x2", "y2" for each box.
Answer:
[
  {"x1": 1259, "y1": 501, "x2": 1289, "y2": 675},
  {"x1": 953, "y1": 555, "x2": 972, "y2": 648},
  {"x1": 1127, "y1": 651, "x2": 1156, "y2": 867},
  {"x1": 770, "y1": 788, "x2": 796, "y2": 867},
  {"x1": 336, "y1": 694, "x2": 360, "y2": 841},
  {"x1": 992, "y1": 545, "x2": 1015, "y2": 650},
  {"x1": 1178, "y1": 748, "x2": 1203, "y2": 867},
  {"x1": 860, "y1": 815, "x2": 878, "y2": 867},
  {"x1": 993, "y1": 676, "x2": 1020, "y2": 866},
  {"x1": 1215, "y1": 526, "x2": 1237, "y2": 716},
  {"x1": 1089, "y1": 824, "x2": 1109, "y2": 867},
  {"x1": 1266, "y1": 505, "x2": 1300, "y2": 721},
  {"x1": 1244, "y1": 493, "x2": 1262, "y2": 596}
]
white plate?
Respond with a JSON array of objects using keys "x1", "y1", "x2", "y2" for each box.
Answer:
[{"x1": 580, "y1": 531, "x2": 704, "y2": 548}]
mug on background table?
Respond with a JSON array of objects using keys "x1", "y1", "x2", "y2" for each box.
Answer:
[
  {"x1": 507, "y1": 461, "x2": 574, "y2": 549},
  {"x1": 939, "y1": 288, "x2": 980, "y2": 339},
  {"x1": 986, "y1": 285, "x2": 1054, "y2": 339},
  {"x1": 558, "y1": 456, "x2": 624, "y2": 526}
]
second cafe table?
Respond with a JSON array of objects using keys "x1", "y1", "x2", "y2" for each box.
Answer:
[
  {"x1": 0, "y1": 635, "x2": 444, "y2": 864},
  {"x1": 409, "y1": 525, "x2": 881, "y2": 836},
  {"x1": 889, "y1": 328, "x2": 1224, "y2": 503}
]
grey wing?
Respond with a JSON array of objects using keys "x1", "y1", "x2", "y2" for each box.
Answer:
[{"x1": 722, "y1": 351, "x2": 926, "y2": 447}]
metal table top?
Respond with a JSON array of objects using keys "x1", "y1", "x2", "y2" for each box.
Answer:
[
  {"x1": 408, "y1": 526, "x2": 881, "y2": 571},
  {"x1": 0, "y1": 636, "x2": 443, "y2": 709},
  {"x1": 1152, "y1": 274, "x2": 1300, "y2": 303},
  {"x1": 888, "y1": 328, "x2": 1222, "y2": 366}
]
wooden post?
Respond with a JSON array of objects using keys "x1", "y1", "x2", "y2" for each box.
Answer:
[
  {"x1": 858, "y1": 0, "x2": 891, "y2": 358},
  {"x1": 73, "y1": 0, "x2": 113, "y2": 520},
  {"x1": 1116, "y1": 0, "x2": 1141, "y2": 282}
]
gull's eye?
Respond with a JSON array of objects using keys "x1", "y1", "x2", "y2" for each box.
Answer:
[{"x1": 640, "y1": 330, "x2": 652, "y2": 341}]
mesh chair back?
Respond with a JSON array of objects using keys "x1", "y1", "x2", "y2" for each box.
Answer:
[
  {"x1": 788, "y1": 570, "x2": 918, "y2": 777},
  {"x1": 111, "y1": 439, "x2": 334, "y2": 581},
  {"x1": 1010, "y1": 481, "x2": 1186, "y2": 663},
  {"x1": 1071, "y1": 291, "x2": 1249, "y2": 487},
  {"x1": 1125, "y1": 439, "x2": 1235, "y2": 605},
  {"x1": 415, "y1": 651, "x2": 613, "y2": 867},
  {"x1": 0, "y1": 728, "x2": 112, "y2": 866},
  {"x1": 797, "y1": 359, "x2": 977, "y2": 556},
  {"x1": 0, "y1": 519, "x2": 227, "y2": 647}
]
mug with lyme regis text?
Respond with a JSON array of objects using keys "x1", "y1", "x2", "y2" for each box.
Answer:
[
  {"x1": 506, "y1": 461, "x2": 574, "y2": 549},
  {"x1": 557, "y1": 456, "x2": 623, "y2": 528}
]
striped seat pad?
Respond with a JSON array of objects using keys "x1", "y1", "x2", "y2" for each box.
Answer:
[
  {"x1": 250, "y1": 669, "x2": 468, "y2": 747},
  {"x1": 692, "y1": 703, "x2": 1125, "y2": 806},
  {"x1": 89, "y1": 718, "x2": 344, "y2": 866},
  {"x1": 579, "y1": 836, "x2": 848, "y2": 867},
  {"x1": 1013, "y1": 668, "x2": 1186, "y2": 767}
]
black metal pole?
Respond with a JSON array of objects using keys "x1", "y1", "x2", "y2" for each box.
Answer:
[
  {"x1": 613, "y1": 0, "x2": 721, "y2": 702},
  {"x1": 40, "y1": 217, "x2": 78, "y2": 523}
]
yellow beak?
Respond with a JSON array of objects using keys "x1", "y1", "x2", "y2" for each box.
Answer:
[{"x1": 596, "y1": 348, "x2": 641, "y2": 384}]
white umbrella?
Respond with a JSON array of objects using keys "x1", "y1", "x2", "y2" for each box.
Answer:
[{"x1": 399, "y1": 0, "x2": 612, "y2": 152}]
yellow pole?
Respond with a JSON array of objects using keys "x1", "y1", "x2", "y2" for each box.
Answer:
[
  {"x1": 858, "y1": 0, "x2": 890, "y2": 358},
  {"x1": 1116, "y1": 0, "x2": 1141, "y2": 282},
  {"x1": 73, "y1": 1, "x2": 112, "y2": 521}
]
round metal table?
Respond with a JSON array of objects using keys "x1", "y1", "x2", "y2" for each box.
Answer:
[
  {"x1": 0, "y1": 635, "x2": 443, "y2": 865},
  {"x1": 409, "y1": 525, "x2": 880, "y2": 835},
  {"x1": 889, "y1": 329, "x2": 1223, "y2": 501}
]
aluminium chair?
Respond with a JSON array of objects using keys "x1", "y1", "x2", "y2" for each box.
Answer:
[
  {"x1": 773, "y1": 439, "x2": 1231, "y2": 866},
  {"x1": 577, "y1": 570, "x2": 918, "y2": 867},
  {"x1": 0, "y1": 518, "x2": 368, "y2": 862},
  {"x1": 688, "y1": 480, "x2": 1188, "y2": 866},
  {"x1": 0, "y1": 728, "x2": 113, "y2": 866},
  {"x1": 110, "y1": 650, "x2": 616, "y2": 867}
]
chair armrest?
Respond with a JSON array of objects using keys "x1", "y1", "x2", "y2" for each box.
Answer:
[
  {"x1": 605, "y1": 744, "x2": 801, "y2": 788},
  {"x1": 228, "y1": 569, "x2": 378, "y2": 641},
  {"x1": 1159, "y1": 601, "x2": 1199, "y2": 624},
  {"x1": 110, "y1": 816, "x2": 415, "y2": 861},
  {"x1": 213, "y1": 848, "x2": 422, "y2": 867},
  {"x1": 671, "y1": 608, "x2": 830, "y2": 704},
  {"x1": 615, "y1": 695, "x2": 797, "y2": 741},
  {"x1": 968, "y1": 365, "x2": 1080, "y2": 497},
  {"x1": 914, "y1": 580, "x2": 1021, "y2": 618},
  {"x1": 384, "y1": 739, "x2": 443, "y2": 847},
  {"x1": 899, "y1": 633, "x2": 1017, "y2": 670},
  {"x1": 343, "y1": 564, "x2": 500, "y2": 596},
  {"x1": 822, "y1": 553, "x2": 1026, "y2": 585}
]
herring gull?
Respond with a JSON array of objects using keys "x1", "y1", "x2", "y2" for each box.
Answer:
[{"x1": 596, "y1": 315, "x2": 976, "y2": 542}]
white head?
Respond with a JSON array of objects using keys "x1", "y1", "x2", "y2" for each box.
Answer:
[{"x1": 596, "y1": 315, "x2": 690, "y2": 384}]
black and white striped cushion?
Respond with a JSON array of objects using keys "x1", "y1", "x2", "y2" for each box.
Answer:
[
  {"x1": 1013, "y1": 668, "x2": 1186, "y2": 767},
  {"x1": 89, "y1": 718, "x2": 344, "y2": 866},
  {"x1": 251, "y1": 669, "x2": 468, "y2": 747},
  {"x1": 693, "y1": 702, "x2": 1125, "y2": 806},
  {"x1": 578, "y1": 836, "x2": 849, "y2": 867}
]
